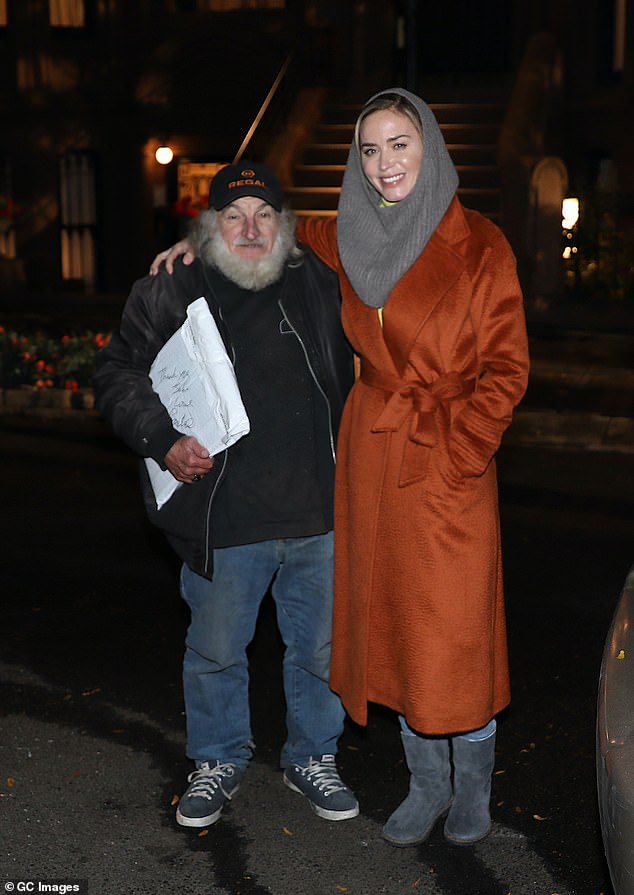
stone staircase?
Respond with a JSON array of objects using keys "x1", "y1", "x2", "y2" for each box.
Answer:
[{"x1": 286, "y1": 98, "x2": 506, "y2": 219}]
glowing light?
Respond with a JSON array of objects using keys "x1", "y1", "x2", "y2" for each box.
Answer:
[
  {"x1": 562, "y1": 197, "x2": 579, "y2": 230},
  {"x1": 155, "y1": 145, "x2": 174, "y2": 165}
]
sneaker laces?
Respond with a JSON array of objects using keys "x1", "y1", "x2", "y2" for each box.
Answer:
[
  {"x1": 185, "y1": 761, "x2": 238, "y2": 802},
  {"x1": 298, "y1": 755, "x2": 347, "y2": 796}
]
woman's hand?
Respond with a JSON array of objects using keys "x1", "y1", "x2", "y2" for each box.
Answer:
[{"x1": 149, "y1": 239, "x2": 196, "y2": 275}]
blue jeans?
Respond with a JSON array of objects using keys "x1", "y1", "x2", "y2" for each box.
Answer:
[{"x1": 179, "y1": 532, "x2": 344, "y2": 769}]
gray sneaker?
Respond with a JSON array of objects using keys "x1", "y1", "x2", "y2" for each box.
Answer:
[
  {"x1": 283, "y1": 754, "x2": 359, "y2": 821},
  {"x1": 176, "y1": 760, "x2": 243, "y2": 828}
]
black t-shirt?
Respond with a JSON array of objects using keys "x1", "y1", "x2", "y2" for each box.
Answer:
[{"x1": 209, "y1": 270, "x2": 332, "y2": 548}]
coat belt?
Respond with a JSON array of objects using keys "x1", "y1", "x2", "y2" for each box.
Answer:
[{"x1": 360, "y1": 362, "x2": 475, "y2": 486}]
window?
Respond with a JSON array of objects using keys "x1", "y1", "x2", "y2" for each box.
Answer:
[
  {"x1": 49, "y1": 0, "x2": 85, "y2": 27},
  {"x1": 0, "y1": 158, "x2": 16, "y2": 260},
  {"x1": 177, "y1": 161, "x2": 224, "y2": 208},
  {"x1": 60, "y1": 153, "x2": 97, "y2": 290}
]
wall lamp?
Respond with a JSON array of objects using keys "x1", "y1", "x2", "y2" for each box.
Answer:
[
  {"x1": 562, "y1": 197, "x2": 580, "y2": 259},
  {"x1": 562, "y1": 197, "x2": 580, "y2": 230},
  {"x1": 155, "y1": 144, "x2": 174, "y2": 165}
]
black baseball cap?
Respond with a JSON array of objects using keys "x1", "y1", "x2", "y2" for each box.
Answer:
[{"x1": 210, "y1": 161, "x2": 283, "y2": 212}]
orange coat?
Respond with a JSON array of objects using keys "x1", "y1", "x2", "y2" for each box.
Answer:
[{"x1": 298, "y1": 198, "x2": 530, "y2": 734}]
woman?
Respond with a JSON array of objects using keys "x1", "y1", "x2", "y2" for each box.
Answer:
[{"x1": 152, "y1": 87, "x2": 530, "y2": 847}]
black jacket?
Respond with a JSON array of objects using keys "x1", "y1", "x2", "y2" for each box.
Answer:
[{"x1": 94, "y1": 252, "x2": 354, "y2": 578}]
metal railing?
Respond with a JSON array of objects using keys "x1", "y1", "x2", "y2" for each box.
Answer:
[{"x1": 232, "y1": 51, "x2": 295, "y2": 165}]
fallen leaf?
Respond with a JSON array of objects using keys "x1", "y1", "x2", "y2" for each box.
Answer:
[
  {"x1": 515, "y1": 805, "x2": 523, "y2": 814},
  {"x1": 7, "y1": 777, "x2": 15, "y2": 787},
  {"x1": 335, "y1": 887, "x2": 348, "y2": 892},
  {"x1": 81, "y1": 688, "x2": 102, "y2": 697},
  {"x1": 282, "y1": 826, "x2": 295, "y2": 836},
  {"x1": 171, "y1": 794, "x2": 179, "y2": 807},
  {"x1": 495, "y1": 769, "x2": 506, "y2": 775},
  {"x1": 533, "y1": 814, "x2": 548, "y2": 821},
  {"x1": 198, "y1": 829, "x2": 209, "y2": 837},
  {"x1": 617, "y1": 650, "x2": 625, "y2": 660}
]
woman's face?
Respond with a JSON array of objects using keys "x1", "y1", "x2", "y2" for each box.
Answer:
[{"x1": 358, "y1": 108, "x2": 423, "y2": 202}]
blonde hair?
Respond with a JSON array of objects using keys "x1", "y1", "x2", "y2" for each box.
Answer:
[{"x1": 354, "y1": 93, "x2": 423, "y2": 154}]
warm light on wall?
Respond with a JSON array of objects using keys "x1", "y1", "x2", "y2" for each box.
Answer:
[
  {"x1": 562, "y1": 197, "x2": 580, "y2": 262},
  {"x1": 562, "y1": 197, "x2": 580, "y2": 230},
  {"x1": 155, "y1": 145, "x2": 174, "y2": 165}
]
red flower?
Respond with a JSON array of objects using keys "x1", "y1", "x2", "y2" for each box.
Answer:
[
  {"x1": 94, "y1": 332, "x2": 110, "y2": 349},
  {"x1": 172, "y1": 194, "x2": 209, "y2": 219},
  {"x1": 0, "y1": 194, "x2": 21, "y2": 219}
]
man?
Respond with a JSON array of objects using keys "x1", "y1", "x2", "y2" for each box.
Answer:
[{"x1": 94, "y1": 162, "x2": 357, "y2": 829}]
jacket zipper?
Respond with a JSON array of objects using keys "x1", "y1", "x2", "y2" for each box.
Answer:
[{"x1": 278, "y1": 298, "x2": 336, "y2": 463}]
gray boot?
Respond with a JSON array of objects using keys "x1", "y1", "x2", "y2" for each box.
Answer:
[
  {"x1": 382, "y1": 733, "x2": 453, "y2": 847},
  {"x1": 444, "y1": 731, "x2": 496, "y2": 844}
]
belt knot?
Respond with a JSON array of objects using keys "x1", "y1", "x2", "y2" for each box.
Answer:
[{"x1": 360, "y1": 362, "x2": 475, "y2": 485}]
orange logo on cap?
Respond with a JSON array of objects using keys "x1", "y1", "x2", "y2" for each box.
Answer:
[{"x1": 241, "y1": 169, "x2": 255, "y2": 177}]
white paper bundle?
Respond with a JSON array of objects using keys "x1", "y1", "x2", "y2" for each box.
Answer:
[{"x1": 145, "y1": 297, "x2": 250, "y2": 509}]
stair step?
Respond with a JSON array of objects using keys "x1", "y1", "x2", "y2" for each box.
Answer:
[
  {"x1": 446, "y1": 144, "x2": 498, "y2": 164},
  {"x1": 314, "y1": 123, "x2": 355, "y2": 142},
  {"x1": 314, "y1": 122, "x2": 501, "y2": 145},
  {"x1": 455, "y1": 165, "x2": 500, "y2": 187},
  {"x1": 287, "y1": 186, "x2": 340, "y2": 211},
  {"x1": 293, "y1": 97, "x2": 505, "y2": 220},
  {"x1": 302, "y1": 142, "x2": 498, "y2": 167},
  {"x1": 428, "y1": 103, "x2": 506, "y2": 124},
  {"x1": 323, "y1": 103, "x2": 362, "y2": 124},
  {"x1": 457, "y1": 187, "x2": 500, "y2": 213},
  {"x1": 323, "y1": 100, "x2": 507, "y2": 124},
  {"x1": 440, "y1": 123, "x2": 501, "y2": 143},
  {"x1": 293, "y1": 164, "x2": 500, "y2": 190},
  {"x1": 294, "y1": 164, "x2": 346, "y2": 187},
  {"x1": 303, "y1": 143, "x2": 354, "y2": 165},
  {"x1": 288, "y1": 185, "x2": 501, "y2": 215},
  {"x1": 294, "y1": 209, "x2": 338, "y2": 217}
]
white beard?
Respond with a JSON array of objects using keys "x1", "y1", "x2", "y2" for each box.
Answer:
[{"x1": 198, "y1": 208, "x2": 298, "y2": 291}]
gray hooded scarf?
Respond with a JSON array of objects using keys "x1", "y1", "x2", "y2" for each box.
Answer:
[{"x1": 336, "y1": 87, "x2": 459, "y2": 308}]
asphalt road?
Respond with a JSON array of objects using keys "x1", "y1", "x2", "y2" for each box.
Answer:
[{"x1": 1, "y1": 411, "x2": 633, "y2": 895}]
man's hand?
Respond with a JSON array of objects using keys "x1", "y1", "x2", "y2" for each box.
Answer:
[
  {"x1": 149, "y1": 240, "x2": 196, "y2": 275},
  {"x1": 164, "y1": 436, "x2": 214, "y2": 483}
]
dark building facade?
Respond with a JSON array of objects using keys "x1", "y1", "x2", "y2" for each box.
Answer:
[{"x1": 0, "y1": 0, "x2": 631, "y2": 298}]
